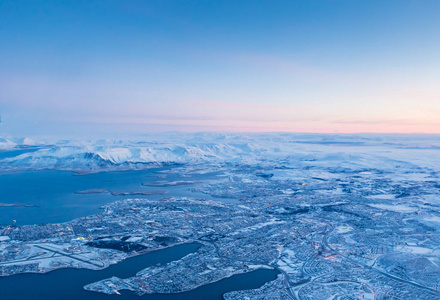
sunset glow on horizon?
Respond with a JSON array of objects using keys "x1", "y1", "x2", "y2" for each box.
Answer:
[{"x1": 1, "y1": 1, "x2": 439, "y2": 136}]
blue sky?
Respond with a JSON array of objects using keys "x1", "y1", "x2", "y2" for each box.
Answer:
[{"x1": 1, "y1": 0, "x2": 439, "y2": 135}]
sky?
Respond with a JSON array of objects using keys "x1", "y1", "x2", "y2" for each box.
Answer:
[{"x1": 0, "y1": 0, "x2": 439, "y2": 136}]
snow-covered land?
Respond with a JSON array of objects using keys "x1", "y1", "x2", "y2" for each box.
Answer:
[
  {"x1": 1, "y1": 133, "x2": 439, "y2": 173},
  {"x1": 1, "y1": 133, "x2": 440, "y2": 299}
]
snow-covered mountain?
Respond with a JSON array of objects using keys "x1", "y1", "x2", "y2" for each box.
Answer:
[{"x1": 0, "y1": 133, "x2": 439, "y2": 173}]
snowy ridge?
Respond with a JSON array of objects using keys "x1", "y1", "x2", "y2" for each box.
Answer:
[{"x1": 0, "y1": 133, "x2": 439, "y2": 172}]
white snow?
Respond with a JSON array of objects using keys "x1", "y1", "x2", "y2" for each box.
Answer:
[
  {"x1": 423, "y1": 216, "x2": 440, "y2": 224},
  {"x1": 0, "y1": 236, "x2": 11, "y2": 242},
  {"x1": 368, "y1": 204, "x2": 417, "y2": 213},
  {"x1": 396, "y1": 245, "x2": 433, "y2": 254},
  {"x1": 367, "y1": 194, "x2": 396, "y2": 200},
  {"x1": 1, "y1": 133, "x2": 439, "y2": 176}
]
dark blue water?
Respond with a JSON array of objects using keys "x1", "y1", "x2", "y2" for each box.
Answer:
[
  {"x1": 0, "y1": 170, "x2": 270, "y2": 299},
  {"x1": 0, "y1": 148, "x2": 40, "y2": 159},
  {"x1": 0, "y1": 243, "x2": 279, "y2": 300},
  {"x1": 0, "y1": 169, "x2": 233, "y2": 225}
]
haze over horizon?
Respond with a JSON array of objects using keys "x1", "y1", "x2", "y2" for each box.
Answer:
[{"x1": 1, "y1": 0, "x2": 439, "y2": 136}]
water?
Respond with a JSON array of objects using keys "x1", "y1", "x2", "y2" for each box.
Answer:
[
  {"x1": 0, "y1": 169, "x2": 271, "y2": 299},
  {"x1": 0, "y1": 243, "x2": 279, "y2": 300},
  {"x1": 0, "y1": 168, "x2": 235, "y2": 225},
  {"x1": 0, "y1": 148, "x2": 40, "y2": 160}
]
